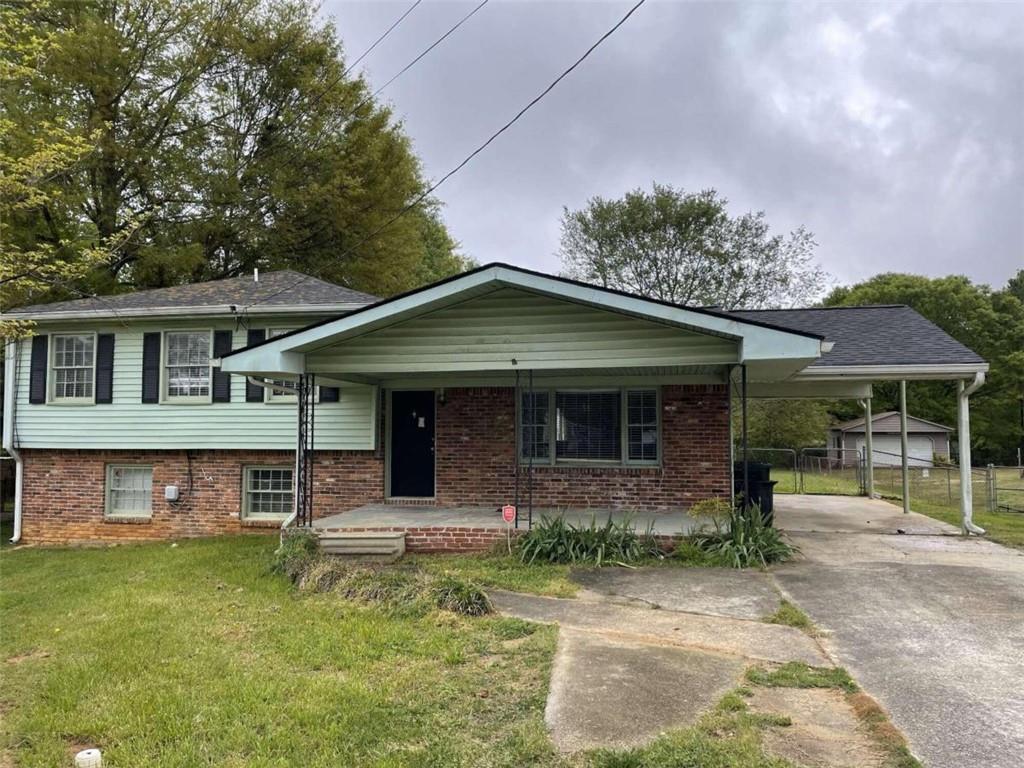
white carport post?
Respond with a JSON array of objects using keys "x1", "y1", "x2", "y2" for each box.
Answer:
[
  {"x1": 958, "y1": 373, "x2": 987, "y2": 535},
  {"x1": 899, "y1": 381, "x2": 910, "y2": 514},
  {"x1": 862, "y1": 396, "x2": 874, "y2": 498}
]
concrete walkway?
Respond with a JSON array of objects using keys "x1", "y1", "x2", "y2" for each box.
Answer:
[
  {"x1": 772, "y1": 494, "x2": 1024, "y2": 768},
  {"x1": 490, "y1": 587, "x2": 829, "y2": 752}
]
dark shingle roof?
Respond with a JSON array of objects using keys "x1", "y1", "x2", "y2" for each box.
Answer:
[
  {"x1": 6, "y1": 270, "x2": 377, "y2": 318},
  {"x1": 730, "y1": 305, "x2": 986, "y2": 367}
]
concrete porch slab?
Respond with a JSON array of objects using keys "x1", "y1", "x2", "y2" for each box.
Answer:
[{"x1": 314, "y1": 504, "x2": 698, "y2": 537}]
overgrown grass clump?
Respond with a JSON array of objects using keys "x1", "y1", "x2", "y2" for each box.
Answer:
[
  {"x1": 516, "y1": 515, "x2": 661, "y2": 566},
  {"x1": 277, "y1": 534, "x2": 494, "y2": 617},
  {"x1": 762, "y1": 600, "x2": 817, "y2": 634},
  {"x1": 746, "y1": 662, "x2": 858, "y2": 693}
]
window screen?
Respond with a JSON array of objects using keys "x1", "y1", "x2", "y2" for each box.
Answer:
[
  {"x1": 244, "y1": 467, "x2": 293, "y2": 519},
  {"x1": 52, "y1": 334, "x2": 94, "y2": 400},
  {"x1": 520, "y1": 391, "x2": 550, "y2": 460},
  {"x1": 165, "y1": 332, "x2": 210, "y2": 398},
  {"x1": 555, "y1": 391, "x2": 621, "y2": 461},
  {"x1": 106, "y1": 465, "x2": 152, "y2": 517},
  {"x1": 627, "y1": 389, "x2": 658, "y2": 462}
]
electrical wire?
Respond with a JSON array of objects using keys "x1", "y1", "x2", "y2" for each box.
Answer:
[
  {"x1": 239, "y1": 0, "x2": 648, "y2": 313},
  {"x1": 343, "y1": 0, "x2": 423, "y2": 76}
]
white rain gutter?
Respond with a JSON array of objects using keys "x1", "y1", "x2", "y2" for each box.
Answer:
[
  {"x1": 958, "y1": 371, "x2": 986, "y2": 535},
  {"x1": 3, "y1": 341, "x2": 23, "y2": 543}
]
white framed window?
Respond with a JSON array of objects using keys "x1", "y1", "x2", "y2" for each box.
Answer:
[
  {"x1": 105, "y1": 465, "x2": 153, "y2": 518},
  {"x1": 50, "y1": 333, "x2": 95, "y2": 403},
  {"x1": 518, "y1": 388, "x2": 659, "y2": 466},
  {"x1": 243, "y1": 466, "x2": 293, "y2": 519},
  {"x1": 627, "y1": 389, "x2": 659, "y2": 462},
  {"x1": 163, "y1": 330, "x2": 212, "y2": 401},
  {"x1": 265, "y1": 329, "x2": 297, "y2": 402}
]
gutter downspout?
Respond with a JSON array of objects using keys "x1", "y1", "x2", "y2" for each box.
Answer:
[
  {"x1": 899, "y1": 381, "x2": 910, "y2": 514},
  {"x1": 3, "y1": 341, "x2": 23, "y2": 543},
  {"x1": 958, "y1": 372, "x2": 986, "y2": 535}
]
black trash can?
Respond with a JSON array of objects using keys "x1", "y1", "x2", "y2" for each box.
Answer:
[
  {"x1": 757, "y1": 480, "x2": 778, "y2": 526},
  {"x1": 733, "y1": 462, "x2": 775, "y2": 525}
]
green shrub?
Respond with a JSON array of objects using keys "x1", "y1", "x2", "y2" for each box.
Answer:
[
  {"x1": 270, "y1": 529, "x2": 320, "y2": 580},
  {"x1": 692, "y1": 505, "x2": 797, "y2": 569},
  {"x1": 517, "y1": 515, "x2": 657, "y2": 565},
  {"x1": 431, "y1": 574, "x2": 494, "y2": 616}
]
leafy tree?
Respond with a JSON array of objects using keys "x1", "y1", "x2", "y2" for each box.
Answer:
[
  {"x1": 559, "y1": 184, "x2": 827, "y2": 308},
  {"x1": 1, "y1": 0, "x2": 465, "y2": 309},
  {"x1": 825, "y1": 273, "x2": 1024, "y2": 465},
  {"x1": 1, "y1": 0, "x2": 111, "y2": 336},
  {"x1": 734, "y1": 399, "x2": 833, "y2": 452}
]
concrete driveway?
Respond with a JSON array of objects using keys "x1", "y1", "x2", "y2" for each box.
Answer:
[{"x1": 773, "y1": 495, "x2": 1024, "y2": 768}]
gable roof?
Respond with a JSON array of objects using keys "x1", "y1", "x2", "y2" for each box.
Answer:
[
  {"x1": 729, "y1": 305, "x2": 986, "y2": 368},
  {"x1": 4, "y1": 270, "x2": 377, "y2": 320},
  {"x1": 834, "y1": 411, "x2": 954, "y2": 432},
  {"x1": 220, "y1": 263, "x2": 827, "y2": 378}
]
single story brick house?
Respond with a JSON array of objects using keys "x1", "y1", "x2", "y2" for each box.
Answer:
[
  {"x1": 828, "y1": 412, "x2": 953, "y2": 467},
  {"x1": 2, "y1": 263, "x2": 989, "y2": 548}
]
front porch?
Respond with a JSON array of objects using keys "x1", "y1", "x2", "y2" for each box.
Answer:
[{"x1": 313, "y1": 503, "x2": 700, "y2": 553}]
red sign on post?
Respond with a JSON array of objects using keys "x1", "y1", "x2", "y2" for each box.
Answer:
[{"x1": 501, "y1": 505, "x2": 517, "y2": 524}]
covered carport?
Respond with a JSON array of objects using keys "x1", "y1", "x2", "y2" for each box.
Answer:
[{"x1": 729, "y1": 305, "x2": 990, "y2": 534}]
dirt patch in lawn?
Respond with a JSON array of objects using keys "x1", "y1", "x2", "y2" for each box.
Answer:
[{"x1": 747, "y1": 686, "x2": 887, "y2": 768}]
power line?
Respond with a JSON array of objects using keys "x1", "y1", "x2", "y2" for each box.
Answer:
[
  {"x1": 355, "y1": 0, "x2": 488, "y2": 111},
  {"x1": 230, "y1": 0, "x2": 491, "y2": 195},
  {"x1": 343, "y1": 0, "x2": 423, "y2": 76},
  {"x1": 240, "y1": 0, "x2": 648, "y2": 313}
]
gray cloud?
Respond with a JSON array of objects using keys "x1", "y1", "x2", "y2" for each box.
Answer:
[{"x1": 322, "y1": 0, "x2": 1023, "y2": 290}]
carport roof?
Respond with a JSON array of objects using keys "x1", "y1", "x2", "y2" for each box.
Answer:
[{"x1": 729, "y1": 305, "x2": 987, "y2": 368}]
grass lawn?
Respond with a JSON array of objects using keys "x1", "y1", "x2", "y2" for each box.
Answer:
[{"x1": 2, "y1": 535, "x2": 840, "y2": 768}]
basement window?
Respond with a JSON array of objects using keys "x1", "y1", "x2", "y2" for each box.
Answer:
[
  {"x1": 243, "y1": 467, "x2": 293, "y2": 520},
  {"x1": 105, "y1": 465, "x2": 153, "y2": 518}
]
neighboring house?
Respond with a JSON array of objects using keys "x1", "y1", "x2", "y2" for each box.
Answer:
[
  {"x1": 2, "y1": 263, "x2": 989, "y2": 547},
  {"x1": 828, "y1": 412, "x2": 953, "y2": 467}
]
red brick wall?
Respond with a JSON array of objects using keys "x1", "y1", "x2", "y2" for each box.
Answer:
[
  {"x1": 434, "y1": 385, "x2": 730, "y2": 511},
  {"x1": 19, "y1": 384, "x2": 730, "y2": 544},
  {"x1": 19, "y1": 449, "x2": 383, "y2": 544}
]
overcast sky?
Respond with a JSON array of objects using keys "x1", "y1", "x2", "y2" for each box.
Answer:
[{"x1": 321, "y1": 0, "x2": 1023, "y2": 291}]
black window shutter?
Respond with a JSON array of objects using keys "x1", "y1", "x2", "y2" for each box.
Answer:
[
  {"x1": 95, "y1": 334, "x2": 115, "y2": 404},
  {"x1": 319, "y1": 385, "x2": 340, "y2": 402},
  {"x1": 142, "y1": 332, "x2": 161, "y2": 403},
  {"x1": 212, "y1": 330, "x2": 233, "y2": 402},
  {"x1": 29, "y1": 335, "x2": 48, "y2": 404},
  {"x1": 245, "y1": 328, "x2": 266, "y2": 402}
]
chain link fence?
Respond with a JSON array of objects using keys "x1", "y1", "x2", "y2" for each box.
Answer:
[{"x1": 744, "y1": 445, "x2": 1023, "y2": 515}]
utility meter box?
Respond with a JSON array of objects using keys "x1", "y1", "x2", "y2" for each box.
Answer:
[{"x1": 164, "y1": 485, "x2": 180, "y2": 502}]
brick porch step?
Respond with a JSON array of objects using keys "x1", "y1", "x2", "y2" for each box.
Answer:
[{"x1": 317, "y1": 530, "x2": 406, "y2": 560}]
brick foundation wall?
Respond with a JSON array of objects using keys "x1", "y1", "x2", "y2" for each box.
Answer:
[
  {"x1": 434, "y1": 385, "x2": 730, "y2": 512},
  {"x1": 19, "y1": 449, "x2": 383, "y2": 544}
]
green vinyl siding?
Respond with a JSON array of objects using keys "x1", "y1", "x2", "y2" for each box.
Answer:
[
  {"x1": 13, "y1": 318, "x2": 377, "y2": 450},
  {"x1": 305, "y1": 288, "x2": 739, "y2": 374}
]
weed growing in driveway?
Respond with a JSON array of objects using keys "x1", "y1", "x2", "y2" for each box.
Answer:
[
  {"x1": 746, "y1": 662, "x2": 858, "y2": 693},
  {"x1": 762, "y1": 600, "x2": 818, "y2": 635},
  {"x1": 587, "y1": 688, "x2": 794, "y2": 768}
]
